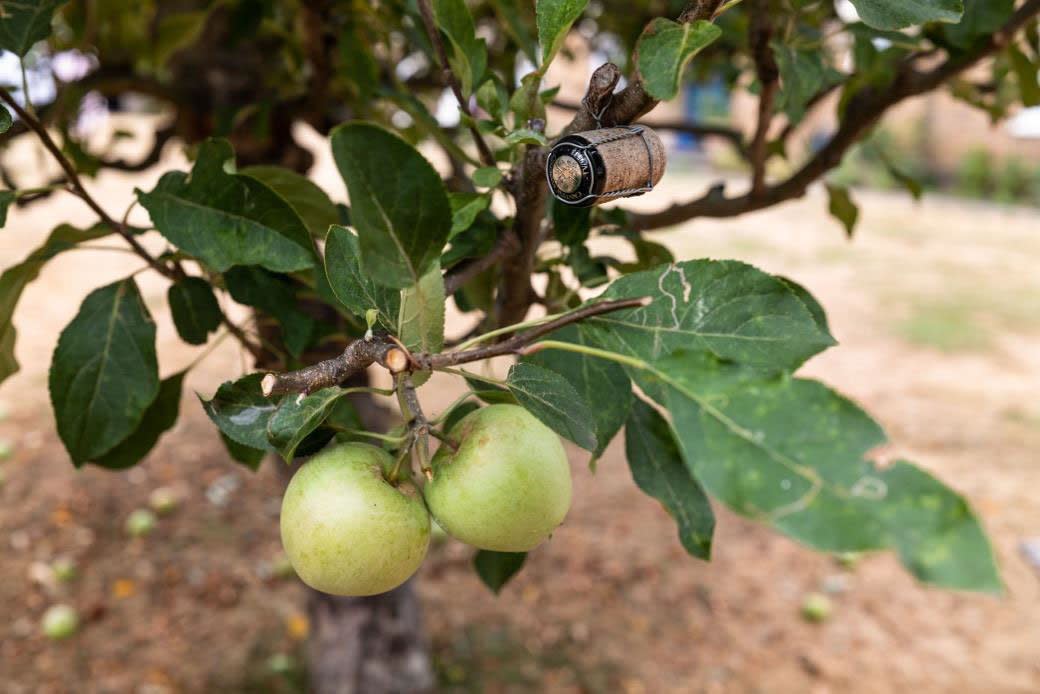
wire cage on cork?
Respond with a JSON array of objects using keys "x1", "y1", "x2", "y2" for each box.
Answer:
[{"x1": 546, "y1": 125, "x2": 667, "y2": 207}]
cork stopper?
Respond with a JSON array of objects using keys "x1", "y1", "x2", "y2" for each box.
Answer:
[
  {"x1": 546, "y1": 125, "x2": 667, "y2": 207},
  {"x1": 551, "y1": 155, "x2": 583, "y2": 194}
]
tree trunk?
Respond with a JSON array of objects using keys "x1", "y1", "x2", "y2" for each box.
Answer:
[
  {"x1": 306, "y1": 580, "x2": 435, "y2": 694},
  {"x1": 302, "y1": 387, "x2": 435, "y2": 694},
  {"x1": 264, "y1": 335, "x2": 435, "y2": 693}
]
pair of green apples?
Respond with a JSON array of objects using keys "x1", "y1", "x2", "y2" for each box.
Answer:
[{"x1": 280, "y1": 404, "x2": 573, "y2": 596}]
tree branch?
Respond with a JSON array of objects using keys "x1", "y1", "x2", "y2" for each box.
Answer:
[
  {"x1": 415, "y1": 297, "x2": 649, "y2": 369},
  {"x1": 748, "y1": 5, "x2": 778, "y2": 195},
  {"x1": 0, "y1": 88, "x2": 175, "y2": 279},
  {"x1": 261, "y1": 299, "x2": 648, "y2": 397},
  {"x1": 260, "y1": 336, "x2": 408, "y2": 397},
  {"x1": 629, "y1": 0, "x2": 1040, "y2": 231},
  {"x1": 560, "y1": 0, "x2": 727, "y2": 136},
  {"x1": 443, "y1": 227, "x2": 521, "y2": 295},
  {"x1": 415, "y1": 0, "x2": 497, "y2": 168},
  {"x1": 553, "y1": 98, "x2": 748, "y2": 157}
]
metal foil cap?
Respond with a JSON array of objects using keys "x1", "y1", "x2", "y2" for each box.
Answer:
[{"x1": 546, "y1": 125, "x2": 666, "y2": 207}]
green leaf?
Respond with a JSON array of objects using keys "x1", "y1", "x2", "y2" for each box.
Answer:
[
  {"x1": 879, "y1": 154, "x2": 924, "y2": 200},
  {"x1": 49, "y1": 278, "x2": 159, "y2": 465},
  {"x1": 474, "y1": 550, "x2": 527, "y2": 593},
  {"x1": 0, "y1": 0, "x2": 69, "y2": 56},
  {"x1": 443, "y1": 400, "x2": 481, "y2": 432},
  {"x1": 491, "y1": 0, "x2": 538, "y2": 63},
  {"x1": 636, "y1": 19, "x2": 722, "y2": 101},
  {"x1": 433, "y1": 0, "x2": 487, "y2": 95},
  {"x1": 323, "y1": 225, "x2": 399, "y2": 328},
  {"x1": 398, "y1": 262, "x2": 445, "y2": 356},
  {"x1": 849, "y1": 0, "x2": 963, "y2": 30},
  {"x1": 154, "y1": 10, "x2": 209, "y2": 65},
  {"x1": 330, "y1": 122, "x2": 452, "y2": 289},
  {"x1": 0, "y1": 223, "x2": 110, "y2": 386},
  {"x1": 643, "y1": 351, "x2": 1000, "y2": 592},
  {"x1": 826, "y1": 183, "x2": 860, "y2": 239},
  {"x1": 1009, "y1": 45, "x2": 1040, "y2": 107},
  {"x1": 941, "y1": 0, "x2": 1011, "y2": 48},
  {"x1": 240, "y1": 165, "x2": 339, "y2": 238},
  {"x1": 267, "y1": 386, "x2": 352, "y2": 462},
  {"x1": 449, "y1": 192, "x2": 491, "y2": 238},
  {"x1": 92, "y1": 372, "x2": 184, "y2": 469},
  {"x1": 200, "y1": 373, "x2": 278, "y2": 452},
  {"x1": 465, "y1": 374, "x2": 517, "y2": 405},
  {"x1": 509, "y1": 72, "x2": 545, "y2": 124},
  {"x1": 773, "y1": 43, "x2": 844, "y2": 122},
  {"x1": 551, "y1": 198, "x2": 590, "y2": 246},
  {"x1": 224, "y1": 266, "x2": 315, "y2": 358},
  {"x1": 503, "y1": 128, "x2": 548, "y2": 147},
  {"x1": 221, "y1": 431, "x2": 266, "y2": 471},
  {"x1": 0, "y1": 189, "x2": 15, "y2": 226},
  {"x1": 523, "y1": 325, "x2": 630, "y2": 459},
  {"x1": 777, "y1": 276, "x2": 832, "y2": 337},
  {"x1": 0, "y1": 105, "x2": 11, "y2": 135},
  {"x1": 583, "y1": 260, "x2": 835, "y2": 372},
  {"x1": 536, "y1": 0, "x2": 588, "y2": 68},
  {"x1": 137, "y1": 139, "x2": 315, "y2": 273},
  {"x1": 472, "y1": 166, "x2": 503, "y2": 188},
  {"x1": 507, "y1": 361, "x2": 597, "y2": 451},
  {"x1": 167, "y1": 276, "x2": 221, "y2": 346},
  {"x1": 625, "y1": 398, "x2": 714, "y2": 559}
]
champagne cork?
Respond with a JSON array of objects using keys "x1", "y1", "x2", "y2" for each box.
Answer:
[{"x1": 546, "y1": 126, "x2": 666, "y2": 207}]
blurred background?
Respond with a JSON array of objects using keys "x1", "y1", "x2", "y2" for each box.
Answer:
[{"x1": 2, "y1": 4, "x2": 1040, "y2": 693}]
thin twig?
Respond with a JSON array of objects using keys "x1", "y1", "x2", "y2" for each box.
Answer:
[
  {"x1": 415, "y1": 297, "x2": 649, "y2": 369},
  {"x1": 260, "y1": 335, "x2": 407, "y2": 396},
  {"x1": 415, "y1": 0, "x2": 496, "y2": 168},
  {"x1": 0, "y1": 88, "x2": 174, "y2": 279},
  {"x1": 748, "y1": 5, "x2": 778, "y2": 196}
]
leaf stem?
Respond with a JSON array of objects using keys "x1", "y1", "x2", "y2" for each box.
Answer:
[{"x1": 334, "y1": 427, "x2": 410, "y2": 444}]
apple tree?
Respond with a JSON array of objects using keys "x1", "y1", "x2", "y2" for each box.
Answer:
[{"x1": 1, "y1": 0, "x2": 1035, "y2": 691}]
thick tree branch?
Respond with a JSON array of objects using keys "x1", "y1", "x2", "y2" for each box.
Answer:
[
  {"x1": 629, "y1": 0, "x2": 1040, "y2": 231},
  {"x1": 416, "y1": 0, "x2": 496, "y2": 168},
  {"x1": 494, "y1": 144, "x2": 547, "y2": 328}
]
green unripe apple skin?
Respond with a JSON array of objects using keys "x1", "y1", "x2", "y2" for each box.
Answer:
[
  {"x1": 125, "y1": 508, "x2": 157, "y2": 537},
  {"x1": 280, "y1": 443, "x2": 430, "y2": 597},
  {"x1": 41, "y1": 604, "x2": 78, "y2": 640},
  {"x1": 425, "y1": 404, "x2": 572, "y2": 552}
]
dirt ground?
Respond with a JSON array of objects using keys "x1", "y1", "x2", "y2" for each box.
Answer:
[{"x1": 1, "y1": 133, "x2": 1039, "y2": 693}]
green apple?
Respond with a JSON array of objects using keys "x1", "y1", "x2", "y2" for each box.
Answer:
[
  {"x1": 280, "y1": 443, "x2": 430, "y2": 596},
  {"x1": 424, "y1": 404, "x2": 572, "y2": 552},
  {"x1": 52, "y1": 558, "x2": 77, "y2": 583},
  {"x1": 148, "y1": 486, "x2": 179, "y2": 515},
  {"x1": 125, "y1": 508, "x2": 157, "y2": 537},
  {"x1": 802, "y1": 593, "x2": 833, "y2": 622},
  {"x1": 41, "y1": 604, "x2": 79, "y2": 640}
]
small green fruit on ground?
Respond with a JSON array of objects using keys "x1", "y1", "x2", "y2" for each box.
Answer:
[
  {"x1": 424, "y1": 404, "x2": 572, "y2": 552},
  {"x1": 51, "y1": 558, "x2": 76, "y2": 583},
  {"x1": 802, "y1": 593, "x2": 833, "y2": 622},
  {"x1": 280, "y1": 443, "x2": 430, "y2": 596},
  {"x1": 41, "y1": 604, "x2": 79, "y2": 640},
  {"x1": 0, "y1": 439, "x2": 13, "y2": 461},
  {"x1": 148, "y1": 486, "x2": 179, "y2": 515},
  {"x1": 125, "y1": 508, "x2": 157, "y2": 537}
]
